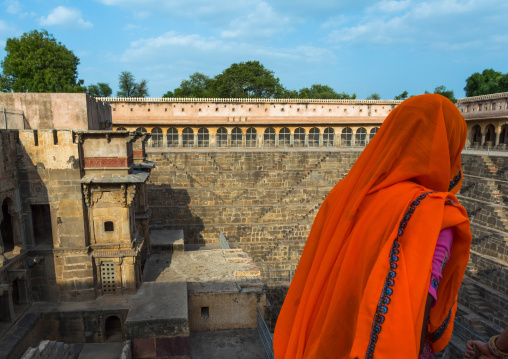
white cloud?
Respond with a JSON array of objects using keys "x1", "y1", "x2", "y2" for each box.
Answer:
[
  {"x1": 94, "y1": 0, "x2": 255, "y2": 17},
  {"x1": 39, "y1": 6, "x2": 93, "y2": 30},
  {"x1": 121, "y1": 31, "x2": 335, "y2": 65},
  {"x1": 123, "y1": 24, "x2": 140, "y2": 31},
  {"x1": 220, "y1": 2, "x2": 293, "y2": 38},
  {"x1": 4, "y1": 0, "x2": 21, "y2": 14},
  {"x1": 328, "y1": 0, "x2": 508, "y2": 49},
  {"x1": 321, "y1": 14, "x2": 348, "y2": 29}
]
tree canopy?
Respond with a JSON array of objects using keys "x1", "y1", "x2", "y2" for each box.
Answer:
[
  {"x1": 0, "y1": 29, "x2": 85, "y2": 93},
  {"x1": 117, "y1": 71, "x2": 149, "y2": 97},
  {"x1": 464, "y1": 69, "x2": 508, "y2": 97},
  {"x1": 433, "y1": 85, "x2": 456, "y2": 103},
  {"x1": 297, "y1": 84, "x2": 356, "y2": 99},
  {"x1": 424, "y1": 85, "x2": 456, "y2": 103},
  {"x1": 366, "y1": 93, "x2": 380, "y2": 100},
  {"x1": 212, "y1": 61, "x2": 286, "y2": 98},
  {"x1": 394, "y1": 91, "x2": 408, "y2": 100},
  {"x1": 87, "y1": 82, "x2": 112, "y2": 97},
  {"x1": 173, "y1": 72, "x2": 214, "y2": 98}
]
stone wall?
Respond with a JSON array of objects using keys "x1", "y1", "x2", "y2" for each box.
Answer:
[
  {"x1": 0, "y1": 93, "x2": 111, "y2": 130},
  {"x1": 0, "y1": 308, "x2": 128, "y2": 359},
  {"x1": 16, "y1": 130, "x2": 92, "y2": 302},
  {"x1": 146, "y1": 150, "x2": 359, "y2": 270}
]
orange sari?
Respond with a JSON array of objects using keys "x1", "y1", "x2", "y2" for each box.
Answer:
[{"x1": 274, "y1": 94, "x2": 472, "y2": 358}]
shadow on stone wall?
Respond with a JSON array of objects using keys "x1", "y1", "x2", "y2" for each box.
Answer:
[
  {"x1": 15, "y1": 138, "x2": 59, "y2": 302},
  {"x1": 147, "y1": 184, "x2": 205, "y2": 245}
]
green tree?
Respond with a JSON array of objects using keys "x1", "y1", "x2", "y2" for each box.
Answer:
[
  {"x1": 298, "y1": 84, "x2": 356, "y2": 99},
  {"x1": 162, "y1": 90, "x2": 174, "y2": 98},
  {"x1": 464, "y1": 69, "x2": 508, "y2": 97},
  {"x1": 0, "y1": 29, "x2": 85, "y2": 93},
  {"x1": 366, "y1": 93, "x2": 381, "y2": 100},
  {"x1": 394, "y1": 91, "x2": 408, "y2": 100},
  {"x1": 425, "y1": 85, "x2": 456, "y2": 103},
  {"x1": 117, "y1": 71, "x2": 149, "y2": 97},
  {"x1": 171, "y1": 72, "x2": 215, "y2": 98},
  {"x1": 283, "y1": 89, "x2": 299, "y2": 98},
  {"x1": 212, "y1": 61, "x2": 286, "y2": 98},
  {"x1": 433, "y1": 85, "x2": 456, "y2": 103},
  {"x1": 87, "y1": 82, "x2": 112, "y2": 97}
]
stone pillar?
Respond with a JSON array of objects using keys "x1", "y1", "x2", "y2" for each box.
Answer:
[
  {"x1": 495, "y1": 126, "x2": 502, "y2": 146},
  {"x1": 481, "y1": 132, "x2": 486, "y2": 146},
  {"x1": 335, "y1": 128, "x2": 342, "y2": 147},
  {"x1": 0, "y1": 232, "x2": 6, "y2": 266},
  {"x1": 0, "y1": 284, "x2": 15, "y2": 322},
  {"x1": 209, "y1": 128, "x2": 217, "y2": 147}
]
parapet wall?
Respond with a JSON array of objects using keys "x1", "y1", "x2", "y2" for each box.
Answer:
[{"x1": 0, "y1": 93, "x2": 111, "y2": 130}]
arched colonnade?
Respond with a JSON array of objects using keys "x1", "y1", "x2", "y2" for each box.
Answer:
[
  {"x1": 114, "y1": 126, "x2": 381, "y2": 149},
  {"x1": 468, "y1": 122, "x2": 508, "y2": 147}
]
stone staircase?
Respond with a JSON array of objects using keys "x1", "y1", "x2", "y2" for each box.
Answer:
[
  {"x1": 449, "y1": 154, "x2": 508, "y2": 355},
  {"x1": 21, "y1": 340, "x2": 83, "y2": 359}
]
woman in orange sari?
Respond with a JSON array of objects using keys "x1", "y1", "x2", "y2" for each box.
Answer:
[{"x1": 274, "y1": 94, "x2": 472, "y2": 358}]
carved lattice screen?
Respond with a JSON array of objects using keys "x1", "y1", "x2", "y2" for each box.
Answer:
[{"x1": 101, "y1": 261, "x2": 116, "y2": 293}]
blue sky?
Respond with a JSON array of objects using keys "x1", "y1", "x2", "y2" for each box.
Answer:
[{"x1": 0, "y1": 0, "x2": 507, "y2": 99}]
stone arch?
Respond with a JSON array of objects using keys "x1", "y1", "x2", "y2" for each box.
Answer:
[
  {"x1": 104, "y1": 315, "x2": 123, "y2": 342},
  {"x1": 135, "y1": 127, "x2": 147, "y2": 133},
  {"x1": 1, "y1": 198, "x2": 14, "y2": 253},
  {"x1": 116, "y1": 127, "x2": 127, "y2": 131},
  {"x1": 279, "y1": 127, "x2": 290, "y2": 147},
  {"x1": 309, "y1": 127, "x2": 320, "y2": 147},
  {"x1": 500, "y1": 124, "x2": 508, "y2": 146},
  {"x1": 166, "y1": 127, "x2": 179, "y2": 148},
  {"x1": 294, "y1": 127, "x2": 306, "y2": 147},
  {"x1": 471, "y1": 124, "x2": 482, "y2": 145},
  {"x1": 182, "y1": 127, "x2": 194, "y2": 147},
  {"x1": 150, "y1": 127, "x2": 163, "y2": 148},
  {"x1": 370, "y1": 127, "x2": 379, "y2": 141},
  {"x1": 231, "y1": 127, "x2": 243, "y2": 147},
  {"x1": 356, "y1": 127, "x2": 367, "y2": 146},
  {"x1": 264, "y1": 127, "x2": 276, "y2": 147},
  {"x1": 216, "y1": 127, "x2": 228, "y2": 148},
  {"x1": 341, "y1": 127, "x2": 353, "y2": 147},
  {"x1": 245, "y1": 128, "x2": 257, "y2": 148},
  {"x1": 323, "y1": 127, "x2": 335, "y2": 147},
  {"x1": 484, "y1": 124, "x2": 495, "y2": 146},
  {"x1": 197, "y1": 128, "x2": 210, "y2": 148}
]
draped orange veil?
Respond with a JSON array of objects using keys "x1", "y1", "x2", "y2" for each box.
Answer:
[{"x1": 273, "y1": 94, "x2": 472, "y2": 358}]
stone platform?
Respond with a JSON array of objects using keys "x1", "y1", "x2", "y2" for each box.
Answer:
[{"x1": 149, "y1": 230, "x2": 185, "y2": 253}]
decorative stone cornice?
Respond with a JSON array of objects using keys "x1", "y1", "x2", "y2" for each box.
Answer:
[
  {"x1": 97, "y1": 97, "x2": 404, "y2": 105},
  {"x1": 457, "y1": 92, "x2": 508, "y2": 103},
  {"x1": 91, "y1": 238, "x2": 143, "y2": 258}
]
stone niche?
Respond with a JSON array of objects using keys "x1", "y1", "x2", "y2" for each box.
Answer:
[{"x1": 85, "y1": 184, "x2": 137, "y2": 245}]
